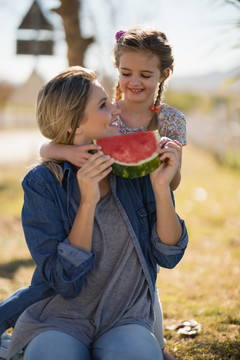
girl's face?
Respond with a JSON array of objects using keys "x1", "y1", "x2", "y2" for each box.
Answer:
[
  {"x1": 118, "y1": 51, "x2": 163, "y2": 105},
  {"x1": 75, "y1": 81, "x2": 120, "y2": 144}
]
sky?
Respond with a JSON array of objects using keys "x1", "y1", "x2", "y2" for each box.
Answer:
[{"x1": 0, "y1": 0, "x2": 239, "y2": 85}]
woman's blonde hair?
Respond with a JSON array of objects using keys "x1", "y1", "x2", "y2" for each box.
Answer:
[
  {"x1": 113, "y1": 26, "x2": 174, "y2": 130},
  {"x1": 37, "y1": 66, "x2": 97, "y2": 183}
]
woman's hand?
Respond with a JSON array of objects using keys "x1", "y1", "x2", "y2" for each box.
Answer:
[
  {"x1": 150, "y1": 139, "x2": 182, "y2": 191},
  {"x1": 69, "y1": 152, "x2": 114, "y2": 251},
  {"x1": 76, "y1": 152, "x2": 114, "y2": 205}
]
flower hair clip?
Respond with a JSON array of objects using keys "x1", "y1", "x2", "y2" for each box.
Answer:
[
  {"x1": 150, "y1": 105, "x2": 160, "y2": 113},
  {"x1": 115, "y1": 30, "x2": 126, "y2": 41}
]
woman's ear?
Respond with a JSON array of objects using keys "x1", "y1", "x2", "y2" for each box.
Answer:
[
  {"x1": 68, "y1": 126, "x2": 83, "y2": 135},
  {"x1": 75, "y1": 126, "x2": 83, "y2": 135}
]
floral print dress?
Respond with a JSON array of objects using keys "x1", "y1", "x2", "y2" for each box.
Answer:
[{"x1": 117, "y1": 103, "x2": 187, "y2": 145}]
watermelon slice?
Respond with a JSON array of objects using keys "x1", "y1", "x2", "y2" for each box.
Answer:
[{"x1": 94, "y1": 131, "x2": 161, "y2": 178}]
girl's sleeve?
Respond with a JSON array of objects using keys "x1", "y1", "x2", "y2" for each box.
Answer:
[
  {"x1": 159, "y1": 107, "x2": 187, "y2": 145},
  {"x1": 22, "y1": 173, "x2": 95, "y2": 298}
]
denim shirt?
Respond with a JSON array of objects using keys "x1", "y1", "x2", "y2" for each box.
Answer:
[{"x1": 0, "y1": 162, "x2": 188, "y2": 337}]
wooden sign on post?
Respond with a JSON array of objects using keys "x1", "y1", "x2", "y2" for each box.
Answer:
[
  {"x1": 17, "y1": 40, "x2": 53, "y2": 56},
  {"x1": 16, "y1": 0, "x2": 54, "y2": 56}
]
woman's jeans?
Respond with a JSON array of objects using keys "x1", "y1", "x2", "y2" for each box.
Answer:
[{"x1": 23, "y1": 325, "x2": 163, "y2": 360}]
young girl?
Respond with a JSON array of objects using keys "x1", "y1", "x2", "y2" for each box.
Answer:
[
  {"x1": 40, "y1": 26, "x2": 187, "y2": 359},
  {"x1": 5, "y1": 66, "x2": 188, "y2": 360}
]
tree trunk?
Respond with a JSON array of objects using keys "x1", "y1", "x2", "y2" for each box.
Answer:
[{"x1": 52, "y1": 0, "x2": 94, "y2": 66}]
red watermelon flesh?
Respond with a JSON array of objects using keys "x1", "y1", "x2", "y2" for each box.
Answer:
[
  {"x1": 96, "y1": 131, "x2": 158, "y2": 164},
  {"x1": 94, "y1": 131, "x2": 161, "y2": 178}
]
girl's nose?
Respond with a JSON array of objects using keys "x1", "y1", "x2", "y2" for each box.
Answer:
[{"x1": 129, "y1": 75, "x2": 140, "y2": 85}]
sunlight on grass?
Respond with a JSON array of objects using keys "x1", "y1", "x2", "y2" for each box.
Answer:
[
  {"x1": 157, "y1": 143, "x2": 240, "y2": 359},
  {"x1": 0, "y1": 166, "x2": 26, "y2": 218}
]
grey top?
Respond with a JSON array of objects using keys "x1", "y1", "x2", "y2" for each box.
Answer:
[{"x1": 7, "y1": 187, "x2": 153, "y2": 359}]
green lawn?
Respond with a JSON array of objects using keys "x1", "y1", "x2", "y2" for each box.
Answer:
[{"x1": 159, "y1": 143, "x2": 240, "y2": 359}]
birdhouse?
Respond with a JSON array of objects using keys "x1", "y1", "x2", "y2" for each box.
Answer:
[{"x1": 16, "y1": 0, "x2": 54, "y2": 56}]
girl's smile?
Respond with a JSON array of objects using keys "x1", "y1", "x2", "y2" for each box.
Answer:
[{"x1": 128, "y1": 88, "x2": 144, "y2": 93}]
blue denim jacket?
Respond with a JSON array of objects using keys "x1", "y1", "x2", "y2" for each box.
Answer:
[{"x1": 0, "y1": 162, "x2": 188, "y2": 337}]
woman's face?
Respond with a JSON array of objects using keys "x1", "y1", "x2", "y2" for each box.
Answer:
[{"x1": 74, "y1": 81, "x2": 120, "y2": 145}]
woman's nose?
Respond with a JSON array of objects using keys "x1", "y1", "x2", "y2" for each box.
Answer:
[{"x1": 112, "y1": 103, "x2": 121, "y2": 116}]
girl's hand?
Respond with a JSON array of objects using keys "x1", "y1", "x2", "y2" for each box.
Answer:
[
  {"x1": 40, "y1": 142, "x2": 101, "y2": 167},
  {"x1": 159, "y1": 137, "x2": 182, "y2": 164},
  {"x1": 76, "y1": 152, "x2": 114, "y2": 204},
  {"x1": 67, "y1": 144, "x2": 101, "y2": 167},
  {"x1": 150, "y1": 139, "x2": 182, "y2": 191}
]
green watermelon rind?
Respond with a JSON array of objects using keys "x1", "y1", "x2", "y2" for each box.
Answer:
[{"x1": 112, "y1": 154, "x2": 160, "y2": 178}]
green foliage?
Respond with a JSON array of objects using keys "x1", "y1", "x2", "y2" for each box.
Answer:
[
  {"x1": 164, "y1": 91, "x2": 201, "y2": 113},
  {"x1": 164, "y1": 90, "x2": 236, "y2": 115},
  {"x1": 164, "y1": 90, "x2": 219, "y2": 114}
]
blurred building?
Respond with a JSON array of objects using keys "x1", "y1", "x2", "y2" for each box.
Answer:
[{"x1": 0, "y1": 70, "x2": 44, "y2": 128}]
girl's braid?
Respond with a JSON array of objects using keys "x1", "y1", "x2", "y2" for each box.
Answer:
[
  {"x1": 154, "y1": 82, "x2": 163, "y2": 108},
  {"x1": 147, "y1": 83, "x2": 163, "y2": 131},
  {"x1": 114, "y1": 82, "x2": 123, "y2": 102}
]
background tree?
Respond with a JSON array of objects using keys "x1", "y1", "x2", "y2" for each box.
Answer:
[{"x1": 52, "y1": 0, "x2": 94, "y2": 66}]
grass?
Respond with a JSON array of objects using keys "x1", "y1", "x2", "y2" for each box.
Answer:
[
  {"x1": 0, "y1": 165, "x2": 35, "y2": 297},
  {"x1": 158, "y1": 143, "x2": 240, "y2": 359},
  {"x1": 0, "y1": 143, "x2": 240, "y2": 359}
]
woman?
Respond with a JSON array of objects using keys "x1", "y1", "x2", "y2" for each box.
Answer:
[{"x1": 6, "y1": 66, "x2": 188, "y2": 360}]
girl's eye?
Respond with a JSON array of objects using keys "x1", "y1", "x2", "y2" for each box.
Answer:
[
  {"x1": 141, "y1": 74, "x2": 151, "y2": 79},
  {"x1": 122, "y1": 72, "x2": 131, "y2": 77}
]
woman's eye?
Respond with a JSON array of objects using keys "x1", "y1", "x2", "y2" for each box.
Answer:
[
  {"x1": 141, "y1": 74, "x2": 151, "y2": 79},
  {"x1": 100, "y1": 102, "x2": 106, "y2": 109},
  {"x1": 122, "y1": 73, "x2": 131, "y2": 77}
]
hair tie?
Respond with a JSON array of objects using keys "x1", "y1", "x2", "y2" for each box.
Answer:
[
  {"x1": 115, "y1": 30, "x2": 126, "y2": 41},
  {"x1": 150, "y1": 105, "x2": 160, "y2": 113}
]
